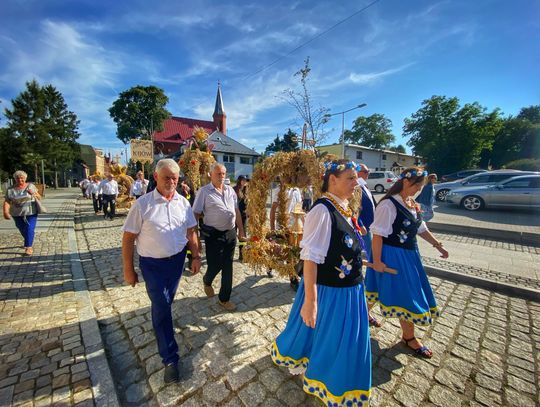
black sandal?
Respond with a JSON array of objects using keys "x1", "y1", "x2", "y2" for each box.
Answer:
[{"x1": 402, "y1": 336, "x2": 433, "y2": 358}]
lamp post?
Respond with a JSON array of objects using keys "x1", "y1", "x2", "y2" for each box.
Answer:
[{"x1": 324, "y1": 103, "x2": 367, "y2": 158}]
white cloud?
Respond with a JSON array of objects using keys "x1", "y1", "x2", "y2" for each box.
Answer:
[{"x1": 349, "y1": 64, "x2": 414, "y2": 85}]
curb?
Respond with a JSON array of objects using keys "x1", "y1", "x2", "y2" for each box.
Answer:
[
  {"x1": 69, "y1": 208, "x2": 120, "y2": 407},
  {"x1": 428, "y1": 222, "x2": 540, "y2": 246},
  {"x1": 425, "y1": 264, "x2": 540, "y2": 302}
]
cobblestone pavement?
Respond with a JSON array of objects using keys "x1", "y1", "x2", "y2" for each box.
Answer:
[
  {"x1": 0, "y1": 199, "x2": 95, "y2": 407},
  {"x1": 73, "y1": 199, "x2": 540, "y2": 407},
  {"x1": 418, "y1": 232, "x2": 540, "y2": 287}
]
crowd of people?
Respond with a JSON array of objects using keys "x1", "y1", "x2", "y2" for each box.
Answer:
[{"x1": 3, "y1": 158, "x2": 445, "y2": 405}]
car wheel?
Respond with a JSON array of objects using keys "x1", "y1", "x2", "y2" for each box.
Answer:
[
  {"x1": 461, "y1": 195, "x2": 484, "y2": 211},
  {"x1": 375, "y1": 184, "x2": 385, "y2": 193},
  {"x1": 436, "y1": 189, "x2": 449, "y2": 201}
]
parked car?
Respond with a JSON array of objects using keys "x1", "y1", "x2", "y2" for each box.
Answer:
[
  {"x1": 446, "y1": 175, "x2": 540, "y2": 211},
  {"x1": 367, "y1": 171, "x2": 398, "y2": 193},
  {"x1": 434, "y1": 170, "x2": 527, "y2": 201},
  {"x1": 440, "y1": 169, "x2": 488, "y2": 182}
]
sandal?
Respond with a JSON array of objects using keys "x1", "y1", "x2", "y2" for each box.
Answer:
[
  {"x1": 402, "y1": 336, "x2": 433, "y2": 358},
  {"x1": 368, "y1": 315, "x2": 382, "y2": 328},
  {"x1": 23, "y1": 247, "x2": 33, "y2": 256}
]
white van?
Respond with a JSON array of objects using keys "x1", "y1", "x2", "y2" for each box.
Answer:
[{"x1": 366, "y1": 171, "x2": 398, "y2": 193}]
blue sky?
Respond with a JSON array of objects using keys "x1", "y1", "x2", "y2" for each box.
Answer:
[{"x1": 1, "y1": 0, "x2": 538, "y2": 159}]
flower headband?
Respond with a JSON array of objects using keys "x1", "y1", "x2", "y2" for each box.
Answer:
[
  {"x1": 324, "y1": 161, "x2": 362, "y2": 173},
  {"x1": 399, "y1": 169, "x2": 428, "y2": 179}
]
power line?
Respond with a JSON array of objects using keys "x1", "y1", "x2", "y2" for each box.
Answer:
[{"x1": 242, "y1": 0, "x2": 383, "y2": 80}]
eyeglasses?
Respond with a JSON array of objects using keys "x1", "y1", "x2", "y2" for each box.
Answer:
[{"x1": 360, "y1": 170, "x2": 370, "y2": 174}]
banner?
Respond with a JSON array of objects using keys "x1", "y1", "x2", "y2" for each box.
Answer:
[{"x1": 130, "y1": 139, "x2": 154, "y2": 164}]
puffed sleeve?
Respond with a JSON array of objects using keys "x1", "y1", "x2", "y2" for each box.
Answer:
[
  {"x1": 418, "y1": 220, "x2": 428, "y2": 234},
  {"x1": 299, "y1": 203, "x2": 332, "y2": 264},
  {"x1": 369, "y1": 199, "x2": 397, "y2": 238}
]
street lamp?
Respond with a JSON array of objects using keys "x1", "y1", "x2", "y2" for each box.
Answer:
[{"x1": 325, "y1": 103, "x2": 367, "y2": 158}]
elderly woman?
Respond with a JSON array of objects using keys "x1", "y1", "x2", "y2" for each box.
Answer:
[{"x1": 2, "y1": 170, "x2": 42, "y2": 256}]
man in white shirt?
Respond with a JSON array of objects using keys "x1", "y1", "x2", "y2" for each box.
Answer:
[
  {"x1": 192, "y1": 163, "x2": 245, "y2": 311},
  {"x1": 130, "y1": 171, "x2": 149, "y2": 199},
  {"x1": 122, "y1": 158, "x2": 201, "y2": 384},
  {"x1": 99, "y1": 174, "x2": 119, "y2": 220},
  {"x1": 87, "y1": 176, "x2": 102, "y2": 214}
]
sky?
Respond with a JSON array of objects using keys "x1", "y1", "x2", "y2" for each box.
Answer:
[{"x1": 0, "y1": 0, "x2": 538, "y2": 160}]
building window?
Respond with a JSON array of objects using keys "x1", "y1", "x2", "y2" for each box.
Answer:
[
  {"x1": 382, "y1": 154, "x2": 387, "y2": 160},
  {"x1": 240, "y1": 156, "x2": 251, "y2": 165},
  {"x1": 356, "y1": 151, "x2": 363, "y2": 160},
  {"x1": 223, "y1": 155, "x2": 234, "y2": 163}
]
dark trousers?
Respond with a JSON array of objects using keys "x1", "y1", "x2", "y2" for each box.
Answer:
[
  {"x1": 203, "y1": 227, "x2": 237, "y2": 302},
  {"x1": 13, "y1": 215, "x2": 38, "y2": 247},
  {"x1": 92, "y1": 193, "x2": 102, "y2": 213},
  {"x1": 102, "y1": 194, "x2": 116, "y2": 218},
  {"x1": 139, "y1": 249, "x2": 186, "y2": 366}
]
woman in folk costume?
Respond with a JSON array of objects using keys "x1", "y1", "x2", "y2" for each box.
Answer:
[
  {"x1": 271, "y1": 159, "x2": 372, "y2": 406},
  {"x1": 365, "y1": 167, "x2": 449, "y2": 358}
]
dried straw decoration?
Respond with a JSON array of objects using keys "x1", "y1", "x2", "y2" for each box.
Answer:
[
  {"x1": 178, "y1": 127, "x2": 216, "y2": 191},
  {"x1": 243, "y1": 150, "x2": 324, "y2": 277}
]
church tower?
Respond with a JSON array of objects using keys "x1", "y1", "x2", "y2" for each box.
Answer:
[{"x1": 213, "y1": 82, "x2": 227, "y2": 135}]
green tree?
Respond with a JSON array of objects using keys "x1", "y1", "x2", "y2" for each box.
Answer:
[
  {"x1": 403, "y1": 96, "x2": 503, "y2": 175},
  {"x1": 388, "y1": 144, "x2": 406, "y2": 153},
  {"x1": 22, "y1": 152, "x2": 44, "y2": 183},
  {"x1": 486, "y1": 105, "x2": 540, "y2": 168},
  {"x1": 343, "y1": 113, "x2": 395, "y2": 149},
  {"x1": 3, "y1": 80, "x2": 80, "y2": 181},
  {"x1": 264, "y1": 129, "x2": 300, "y2": 155},
  {"x1": 109, "y1": 85, "x2": 171, "y2": 144},
  {"x1": 281, "y1": 57, "x2": 329, "y2": 146}
]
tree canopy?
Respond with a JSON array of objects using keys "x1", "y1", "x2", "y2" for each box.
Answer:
[
  {"x1": 264, "y1": 129, "x2": 300, "y2": 156},
  {"x1": 1, "y1": 79, "x2": 80, "y2": 179},
  {"x1": 403, "y1": 96, "x2": 503, "y2": 175},
  {"x1": 343, "y1": 113, "x2": 395, "y2": 149},
  {"x1": 109, "y1": 85, "x2": 171, "y2": 144}
]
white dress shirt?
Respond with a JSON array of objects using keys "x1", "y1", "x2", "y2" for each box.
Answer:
[
  {"x1": 370, "y1": 194, "x2": 428, "y2": 238},
  {"x1": 130, "y1": 179, "x2": 149, "y2": 196},
  {"x1": 87, "y1": 182, "x2": 100, "y2": 195},
  {"x1": 299, "y1": 193, "x2": 353, "y2": 264},
  {"x1": 122, "y1": 189, "x2": 197, "y2": 258},
  {"x1": 99, "y1": 179, "x2": 119, "y2": 195},
  {"x1": 272, "y1": 187, "x2": 303, "y2": 226},
  {"x1": 357, "y1": 178, "x2": 376, "y2": 208}
]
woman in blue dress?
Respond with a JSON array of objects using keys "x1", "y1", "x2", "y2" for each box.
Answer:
[
  {"x1": 365, "y1": 167, "x2": 449, "y2": 358},
  {"x1": 271, "y1": 159, "x2": 372, "y2": 406},
  {"x1": 415, "y1": 173, "x2": 437, "y2": 222}
]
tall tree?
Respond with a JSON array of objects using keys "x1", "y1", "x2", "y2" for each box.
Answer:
[
  {"x1": 388, "y1": 144, "x2": 406, "y2": 153},
  {"x1": 281, "y1": 57, "x2": 329, "y2": 146},
  {"x1": 343, "y1": 113, "x2": 395, "y2": 149},
  {"x1": 3, "y1": 80, "x2": 80, "y2": 180},
  {"x1": 109, "y1": 85, "x2": 171, "y2": 144},
  {"x1": 264, "y1": 129, "x2": 300, "y2": 155},
  {"x1": 403, "y1": 96, "x2": 503, "y2": 175}
]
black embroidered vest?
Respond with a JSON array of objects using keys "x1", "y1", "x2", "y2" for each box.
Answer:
[
  {"x1": 382, "y1": 197, "x2": 423, "y2": 250},
  {"x1": 313, "y1": 198, "x2": 364, "y2": 287}
]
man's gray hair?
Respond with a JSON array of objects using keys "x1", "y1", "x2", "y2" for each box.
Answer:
[
  {"x1": 13, "y1": 170, "x2": 28, "y2": 179},
  {"x1": 209, "y1": 162, "x2": 226, "y2": 173},
  {"x1": 155, "y1": 158, "x2": 180, "y2": 174}
]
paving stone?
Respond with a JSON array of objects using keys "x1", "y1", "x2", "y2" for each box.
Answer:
[
  {"x1": 429, "y1": 384, "x2": 461, "y2": 407},
  {"x1": 393, "y1": 384, "x2": 424, "y2": 407},
  {"x1": 434, "y1": 368, "x2": 467, "y2": 393},
  {"x1": 475, "y1": 387, "x2": 502, "y2": 406},
  {"x1": 238, "y1": 382, "x2": 267, "y2": 406},
  {"x1": 260, "y1": 367, "x2": 288, "y2": 392},
  {"x1": 125, "y1": 381, "x2": 150, "y2": 403},
  {"x1": 226, "y1": 364, "x2": 257, "y2": 391},
  {"x1": 504, "y1": 387, "x2": 536, "y2": 407},
  {"x1": 202, "y1": 380, "x2": 230, "y2": 403},
  {"x1": 276, "y1": 380, "x2": 306, "y2": 406}
]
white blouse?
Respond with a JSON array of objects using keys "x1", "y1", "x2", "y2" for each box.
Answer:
[
  {"x1": 370, "y1": 194, "x2": 428, "y2": 238},
  {"x1": 300, "y1": 193, "x2": 353, "y2": 264}
]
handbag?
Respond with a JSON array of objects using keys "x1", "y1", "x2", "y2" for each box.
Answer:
[{"x1": 34, "y1": 198, "x2": 47, "y2": 214}]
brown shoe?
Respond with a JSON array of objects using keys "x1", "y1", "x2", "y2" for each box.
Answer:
[
  {"x1": 218, "y1": 300, "x2": 236, "y2": 311},
  {"x1": 203, "y1": 284, "x2": 215, "y2": 298}
]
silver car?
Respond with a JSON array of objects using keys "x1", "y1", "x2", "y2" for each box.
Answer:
[
  {"x1": 434, "y1": 169, "x2": 527, "y2": 201},
  {"x1": 445, "y1": 175, "x2": 540, "y2": 211}
]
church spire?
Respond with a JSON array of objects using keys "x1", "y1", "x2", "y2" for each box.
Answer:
[{"x1": 213, "y1": 81, "x2": 227, "y2": 134}]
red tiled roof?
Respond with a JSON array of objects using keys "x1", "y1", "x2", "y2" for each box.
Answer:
[{"x1": 153, "y1": 116, "x2": 216, "y2": 144}]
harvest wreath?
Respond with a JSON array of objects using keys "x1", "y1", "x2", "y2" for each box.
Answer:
[{"x1": 242, "y1": 150, "x2": 325, "y2": 277}]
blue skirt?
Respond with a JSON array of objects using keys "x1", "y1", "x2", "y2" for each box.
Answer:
[
  {"x1": 365, "y1": 244, "x2": 439, "y2": 325},
  {"x1": 271, "y1": 281, "x2": 371, "y2": 406}
]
